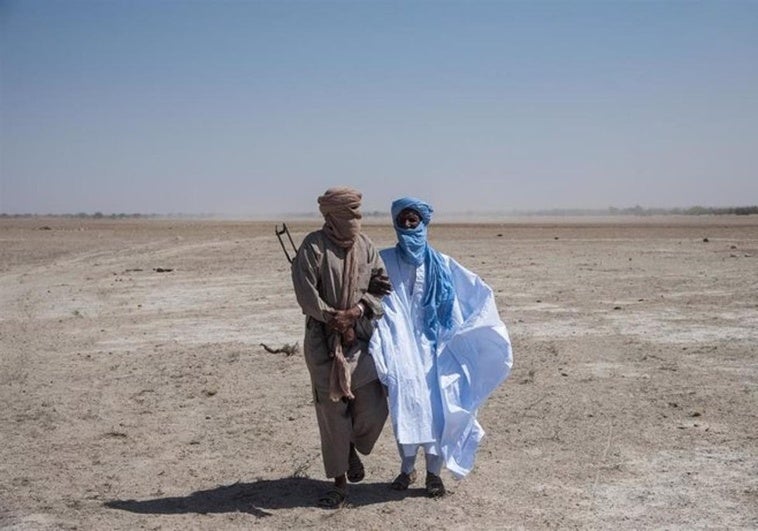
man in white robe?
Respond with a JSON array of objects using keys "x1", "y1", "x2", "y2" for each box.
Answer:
[{"x1": 370, "y1": 197, "x2": 513, "y2": 497}]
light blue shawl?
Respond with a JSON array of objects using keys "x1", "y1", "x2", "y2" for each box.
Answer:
[{"x1": 391, "y1": 197, "x2": 455, "y2": 338}]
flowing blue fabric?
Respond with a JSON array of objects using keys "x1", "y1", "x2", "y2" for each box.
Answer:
[
  {"x1": 391, "y1": 197, "x2": 431, "y2": 266},
  {"x1": 370, "y1": 249, "x2": 513, "y2": 478},
  {"x1": 394, "y1": 225, "x2": 427, "y2": 266},
  {"x1": 390, "y1": 197, "x2": 455, "y2": 336}
]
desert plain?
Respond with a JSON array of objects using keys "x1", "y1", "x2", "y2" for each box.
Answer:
[{"x1": 1, "y1": 215, "x2": 756, "y2": 530}]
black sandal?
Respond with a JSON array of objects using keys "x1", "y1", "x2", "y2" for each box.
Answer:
[
  {"x1": 390, "y1": 470, "x2": 417, "y2": 491},
  {"x1": 318, "y1": 487, "x2": 347, "y2": 509},
  {"x1": 425, "y1": 472, "x2": 446, "y2": 498},
  {"x1": 347, "y1": 446, "x2": 365, "y2": 483}
]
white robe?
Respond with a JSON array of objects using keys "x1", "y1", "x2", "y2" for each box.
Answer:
[{"x1": 370, "y1": 247, "x2": 513, "y2": 478}]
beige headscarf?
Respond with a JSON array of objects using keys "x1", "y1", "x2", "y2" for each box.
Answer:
[
  {"x1": 317, "y1": 187, "x2": 363, "y2": 401},
  {"x1": 318, "y1": 187, "x2": 362, "y2": 249}
]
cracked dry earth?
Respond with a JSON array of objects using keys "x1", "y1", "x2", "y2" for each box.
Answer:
[{"x1": 1, "y1": 216, "x2": 756, "y2": 530}]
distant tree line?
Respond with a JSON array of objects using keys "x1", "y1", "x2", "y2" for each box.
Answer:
[
  {"x1": 609, "y1": 205, "x2": 758, "y2": 216},
  {"x1": 517, "y1": 205, "x2": 758, "y2": 217}
]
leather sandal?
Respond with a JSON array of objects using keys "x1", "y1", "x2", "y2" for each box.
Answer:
[
  {"x1": 318, "y1": 487, "x2": 347, "y2": 509},
  {"x1": 347, "y1": 450, "x2": 365, "y2": 483},
  {"x1": 390, "y1": 470, "x2": 417, "y2": 491},
  {"x1": 425, "y1": 472, "x2": 446, "y2": 498}
]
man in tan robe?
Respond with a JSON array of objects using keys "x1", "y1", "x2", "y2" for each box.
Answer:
[{"x1": 291, "y1": 187, "x2": 391, "y2": 508}]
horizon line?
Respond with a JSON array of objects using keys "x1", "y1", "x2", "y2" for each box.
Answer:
[{"x1": 2, "y1": 205, "x2": 757, "y2": 219}]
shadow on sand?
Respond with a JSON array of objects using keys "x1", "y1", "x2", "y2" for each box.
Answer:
[{"x1": 105, "y1": 477, "x2": 424, "y2": 517}]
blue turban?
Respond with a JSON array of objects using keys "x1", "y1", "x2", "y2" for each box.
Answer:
[{"x1": 391, "y1": 197, "x2": 455, "y2": 337}]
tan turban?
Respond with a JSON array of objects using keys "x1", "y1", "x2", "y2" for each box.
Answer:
[{"x1": 318, "y1": 187, "x2": 362, "y2": 249}]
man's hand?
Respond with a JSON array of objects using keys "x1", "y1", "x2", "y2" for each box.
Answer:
[
  {"x1": 368, "y1": 271, "x2": 392, "y2": 296},
  {"x1": 327, "y1": 306, "x2": 362, "y2": 333},
  {"x1": 341, "y1": 327, "x2": 356, "y2": 347}
]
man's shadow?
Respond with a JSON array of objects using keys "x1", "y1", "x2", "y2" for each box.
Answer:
[{"x1": 105, "y1": 477, "x2": 424, "y2": 517}]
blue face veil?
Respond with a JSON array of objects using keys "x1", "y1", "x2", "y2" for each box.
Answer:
[{"x1": 391, "y1": 197, "x2": 455, "y2": 336}]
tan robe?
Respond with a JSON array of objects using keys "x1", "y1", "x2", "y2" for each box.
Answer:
[{"x1": 291, "y1": 229, "x2": 388, "y2": 477}]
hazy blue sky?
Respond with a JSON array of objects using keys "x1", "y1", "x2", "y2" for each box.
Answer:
[{"x1": 1, "y1": 0, "x2": 756, "y2": 216}]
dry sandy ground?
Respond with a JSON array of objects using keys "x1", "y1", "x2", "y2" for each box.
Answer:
[{"x1": 1, "y1": 216, "x2": 756, "y2": 530}]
